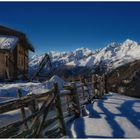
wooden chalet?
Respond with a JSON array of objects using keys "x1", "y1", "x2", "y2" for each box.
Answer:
[{"x1": 0, "y1": 25, "x2": 35, "y2": 80}]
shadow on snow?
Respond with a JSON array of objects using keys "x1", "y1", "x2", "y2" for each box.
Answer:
[{"x1": 68, "y1": 93, "x2": 140, "y2": 138}]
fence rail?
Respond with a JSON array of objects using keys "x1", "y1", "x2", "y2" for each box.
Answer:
[{"x1": 0, "y1": 74, "x2": 106, "y2": 138}]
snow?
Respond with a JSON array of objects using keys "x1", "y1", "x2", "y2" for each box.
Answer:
[
  {"x1": 49, "y1": 75, "x2": 65, "y2": 90},
  {"x1": 0, "y1": 35, "x2": 18, "y2": 50},
  {"x1": 0, "y1": 108, "x2": 31, "y2": 128},
  {"x1": 29, "y1": 39, "x2": 140, "y2": 73},
  {"x1": 0, "y1": 75, "x2": 65, "y2": 100},
  {"x1": 68, "y1": 93, "x2": 140, "y2": 138},
  {"x1": 0, "y1": 82, "x2": 50, "y2": 98}
]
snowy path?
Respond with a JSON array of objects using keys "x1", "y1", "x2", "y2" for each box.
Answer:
[{"x1": 68, "y1": 93, "x2": 140, "y2": 138}]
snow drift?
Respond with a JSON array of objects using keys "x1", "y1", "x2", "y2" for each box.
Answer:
[{"x1": 0, "y1": 75, "x2": 65, "y2": 98}]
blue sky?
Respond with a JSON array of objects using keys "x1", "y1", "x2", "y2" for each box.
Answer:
[{"x1": 1, "y1": 2, "x2": 140, "y2": 55}]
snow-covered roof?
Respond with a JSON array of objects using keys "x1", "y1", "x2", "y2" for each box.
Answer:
[
  {"x1": 0, "y1": 35, "x2": 19, "y2": 50},
  {"x1": 0, "y1": 25, "x2": 35, "y2": 52}
]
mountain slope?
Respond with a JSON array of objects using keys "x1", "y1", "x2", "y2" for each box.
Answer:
[{"x1": 107, "y1": 59, "x2": 140, "y2": 98}]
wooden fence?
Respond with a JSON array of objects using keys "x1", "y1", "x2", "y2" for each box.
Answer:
[{"x1": 0, "y1": 75, "x2": 106, "y2": 138}]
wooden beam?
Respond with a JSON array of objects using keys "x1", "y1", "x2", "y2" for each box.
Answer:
[
  {"x1": 0, "y1": 89, "x2": 53, "y2": 114},
  {"x1": 71, "y1": 82, "x2": 80, "y2": 117},
  {"x1": 17, "y1": 89, "x2": 29, "y2": 130},
  {"x1": 54, "y1": 83, "x2": 66, "y2": 136}
]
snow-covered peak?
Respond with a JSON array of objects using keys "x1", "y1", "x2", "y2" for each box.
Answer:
[
  {"x1": 74, "y1": 47, "x2": 92, "y2": 59},
  {"x1": 48, "y1": 51, "x2": 67, "y2": 58},
  {"x1": 123, "y1": 39, "x2": 138, "y2": 46},
  {"x1": 75, "y1": 47, "x2": 92, "y2": 53},
  {"x1": 106, "y1": 42, "x2": 121, "y2": 49}
]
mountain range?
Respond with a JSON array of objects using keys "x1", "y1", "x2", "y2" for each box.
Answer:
[{"x1": 29, "y1": 39, "x2": 140, "y2": 77}]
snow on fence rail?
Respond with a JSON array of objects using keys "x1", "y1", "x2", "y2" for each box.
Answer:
[{"x1": 0, "y1": 75, "x2": 106, "y2": 138}]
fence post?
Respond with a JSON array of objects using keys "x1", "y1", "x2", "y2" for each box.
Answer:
[
  {"x1": 101, "y1": 75, "x2": 104, "y2": 96},
  {"x1": 94, "y1": 75, "x2": 101, "y2": 98},
  {"x1": 84, "y1": 79, "x2": 92, "y2": 103},
  {"x1": 28, "y1": 94, "x2": 40, "y2": 137},
  {"x1": 17, "y1": 89, "x2": 29, "y2": 130},
  {"x1": 71, "y1": 82, "x2": 80, "y2": 117},
  {"x1": 98, "y1": 76, "x2": 103, "y2": 97},
  {"x1": 104, "y1": 74, "x2": 108, "y2": 94},
  {"x1": 80, "y1": 77, "x2": 85, "y2": 98},
  {"x1": 95, "y1": 75, "x2": 101, "y2": 98},
  {"x1": 92, "y1": 75, "x2": 96, "y2": 98},
  {"x1": 54, "y1": 83, "x2": 66, "y2": 136}
]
